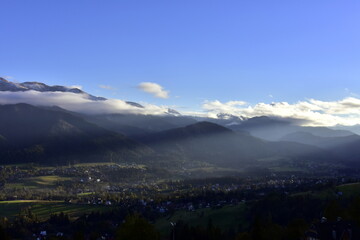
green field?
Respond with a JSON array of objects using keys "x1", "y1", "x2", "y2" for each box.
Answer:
[
  {"x1": 73, "y1": 162, "x2": 147, "y2": 169},
  {"x1": 336, "y1": 182, "x2": 360, "y2": 198},
  {"x1": 0, "y1": 200, "x2": 115, "y2": 220},
  {"x1": 290, "y1": 182, "x2": 360, "y2": 202},
  {"x1": 155, "y1": 204, "x2": 248, "y2": 236},
  {"x1": 269, "y1": 166, "x2": 305, "y2": 172},
  {"x1": 5, "y1": 175, "x2": 73, "y2": 189}
]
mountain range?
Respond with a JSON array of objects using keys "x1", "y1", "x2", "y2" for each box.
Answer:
[
  {"x1": 136, "y1": 121, "x2": 338, "y2": 168},
  {"x1": 0, "y1": 103, "x2": 151, "y2": 164},
  {"x1": 0, "y1": 78, "x2": 359, "y2": 168}
]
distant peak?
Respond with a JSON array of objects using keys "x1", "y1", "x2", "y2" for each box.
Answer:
[
  {"x1": 0, "y1": 78, "x2": 107, "y2": 101},
  {"x1": 166, "y1": 108, "x2": 181, "y2": 116},
  {"x1": 216, "y1": 113, "x2": 244, "y2": 121},
  {"x1": 22, "y1": 81, "x2": 46, "y2": 85},
  {"x1": 126, "y1": 101, "x2": 144, "y2": 108},
  {"x1": 243, "y1": 116, "x2": 291, "y2": 125},
  {"x1": 187, "y1": 121, "x2": 232, "y2": 133},
  {"x1": 0, "y1": 77, "x2": 10, "y2": 83}
]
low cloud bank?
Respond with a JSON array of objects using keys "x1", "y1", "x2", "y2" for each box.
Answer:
[
  {"x1": 201, "y1": 98, "x2": 360, "y2": 126},
  {"x1": 1, "y1": 89, "x2": 360, "y2": 126},
  {"x1": 0, "y1": 91, "x2": 169, "y2": 115}
]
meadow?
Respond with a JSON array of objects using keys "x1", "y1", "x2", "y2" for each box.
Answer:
[{"x1": 0, "y1": 200, "x2": 115, "y2": 220}]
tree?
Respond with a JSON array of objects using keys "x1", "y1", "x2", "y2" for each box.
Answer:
[
  {"x1": 0, "y1": 225, "x2": 10, "y2": 240},
  {"x1": 323, "y1": 200, "x2": 344, "y2": 221},
  {"x1": 116, "y1": 214, "x2": 160, "y2": 240},
  {"x1": 235, "y1": 232, "x2": 251, "y2": 240}
]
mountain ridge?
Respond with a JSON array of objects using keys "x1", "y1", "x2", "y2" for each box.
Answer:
[
  {"x1": 137, "y1": 121, "x2": 337, "y2": 168},
  {"x1": 0, "y1": 103, "x2": 152, "y2": 164}
]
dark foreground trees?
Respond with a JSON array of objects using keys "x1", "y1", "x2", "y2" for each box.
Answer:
[{"x1": 116, "y1": 214, "x2": 160, "y2": 240}]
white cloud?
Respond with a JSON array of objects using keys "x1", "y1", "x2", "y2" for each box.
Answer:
[
  {"x1": 3, "y1": 87, "x2": 360, "y2": 127},
  {"x1": 69, "y1": 85, "x2": 83, "y2": 90},
  {"x1": 201, "y1": 98, "x2": 360, "y2": 126},
  {"x1": 308, "y1": 98, "x2": 360, "y2": 115},
  {"x1": 227, "y1": 100, "x2": 247, "y2": 106},
  {"x1": 99, "y1": 85, "x2": 116, "y2": 90},
  {"x1": 138, "y1": 82, "x2": 169, "y2": 99},
  {"x1": 0, "y1": 91, "x2": 170, "y2": 115}
]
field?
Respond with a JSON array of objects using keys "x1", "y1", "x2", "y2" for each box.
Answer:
[
  {"x1": 5, "y1": 175, "x2": 73, "y2": 190},
  {"x1": 336, "y1": 182, "x2": 360, "y2": 198},
  {"x1": 0, "y1": 200, "x2": 115, "y2": 220},
  {"x1": 155, "y1": 204, "x2": 248, "y2": 236},
  {"x1": 290, "y1": 182, "x2": 360, "y2": 200}
]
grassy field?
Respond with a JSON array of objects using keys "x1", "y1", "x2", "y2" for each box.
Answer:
[
  {"x1": 0, "y1": 200, "x2": 115, "y2": 220},
  {"x1": 336, "y1": 182, "x2": 360, "y2": 198},
  {"x1": 5, "y1": 175, "x2": 73, "y2": 189},
  {"x1": 269, "y1": 166, "x2": 305, "y2": 173},
  {"x1": 155, "y1": 204, "x2": 248, "y2": 236},
  {"x1": 73, "y1": 162, "x2": 147, "y2": 169},
  {"x1": 290, "y1": 182, "x2": 360, "y2": 201}
]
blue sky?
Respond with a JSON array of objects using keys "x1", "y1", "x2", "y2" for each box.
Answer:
[{"x1": 1, "y1": 1, "x2": 360, "y2": 122}]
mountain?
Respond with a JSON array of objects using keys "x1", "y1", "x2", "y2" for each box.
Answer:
[
  {"x1": 137, "y1": 121, "x2": 265, "y2": 167},
  {"x1": 0, "y1": 78, "x2": 355, "y2": 168},
  {"x1": 0, "y1": 77, "x2": 106, "y2": 101},
  {"x1": 83, "y1": 113, "x2": 197, "y2": 137},
  {"x1": 140, "y1": 121, "x2": 234, "y2": 143},
  {"x1": 330, "y1": 140, "x2": 360, "y2": 164},
  {"x1": 0, "y1": 78, "x2": 189, "y2": 116},
  {"x1": 332, "y1": 124, "x2": 360, "y2": 135},
  {"x1": 227, "y1": 116, "x2": 354, "y2": 141},
  {"x1": 0, "y1": 103, "x2": 151, "y2": 164},
  {"x1": 166, "y1": 108, "x2": 181, "y2": 116},
  {"x1": 216, "y1": 113, "x2": 244, "y2": 121},
  {"x1": 0, "y1": 103, "x2": 343, "y2": 168},
  {"x1": 280, "y1": 131, "x2": 360, "y2": 149},
  {"x1": 280, "y1": 131, "x2": 360, "y2": 165},
  {"x1": 137, "y1": 121, "x2": 336, "y2": 168},
  {"x1": 125, "y1": 101, "x2": 144, "y2": 108},
  {"x1": 193, "y1": 114, "x2": 245, "y2": 129},
  {"x1": 0, "y1": 77, "x2": 150, "y2": 109},
  {"x1": 227, "y1": 116, "x2": 293, "y2": 140}
]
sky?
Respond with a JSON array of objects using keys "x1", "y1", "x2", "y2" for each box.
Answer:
[{"x1": 1, "y1": 1, "x2": 360, "y2": 126}]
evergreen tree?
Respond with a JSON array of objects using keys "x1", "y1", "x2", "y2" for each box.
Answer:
[{"x1": 116, "y1": 214, "x2": 160, "y2": 240}]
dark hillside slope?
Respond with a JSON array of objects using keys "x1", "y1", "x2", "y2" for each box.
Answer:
[
  {"x1": 138, "y1": 122, "x2": 336, "y2": 168},
  {"x1": 0, "y1": 104, "x2": 151, "y2": 164},
  {"x1": 229, "y1": 116, "x2": 354, "y2": 141},
  {"x1": 280, "y1": 131, "x2": 360, "y2": 164},
  {"x1": 281, "y1": 131, "x2": 360, "y2": 149},
  {"x1": 84, "y1": 114, "x2": 197, "y2": 137}
]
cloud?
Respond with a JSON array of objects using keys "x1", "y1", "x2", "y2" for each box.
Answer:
[
  {"x1": 69, "y1": 85, "x2": 83, "y2": 90},
  {"x1": 201, "y1": 98, "x2": 360, "y2": 126},
  {"x1": 0, "y1": 91, "x2": 170, "y2": 115},
  {"x1": 227, "y1": 100, "x2": 247, "y2": 106},
  {"x1": 308, "y1": 98, "x2": 360, "y2": 115},
  {"x1": 99, "y1": 85, "x2": 116, "y2": 90},
  {"x1": 202, "y1": 100, "x2": 247, "y2": 117},
  {"x1": 3, "y1": 87, "x2": 360, "y2": 127},
  {"x1": 138, "y1": 82, "x2": 169, "y2": 99}
]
